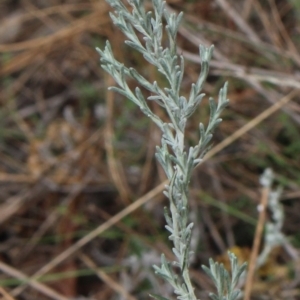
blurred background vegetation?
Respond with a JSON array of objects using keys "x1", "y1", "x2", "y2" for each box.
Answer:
[{"x1": 0, "y1": 0, "x2": 300, "y2": 299}]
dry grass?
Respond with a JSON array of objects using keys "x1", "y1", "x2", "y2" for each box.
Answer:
[{"x1": 0, "y1": 0, "x2": 300, "y2": 299}]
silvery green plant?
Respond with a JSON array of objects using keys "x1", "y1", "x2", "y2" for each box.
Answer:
[
  {"x1": 257, "y1": 169, "x2": 285, "y2": 268},
  {"x1": 202, "y1": 252, "x2": 247, "y2": 300},
  {"x1": 97, "y1": 0, "x2": 245, "y2": 299}
]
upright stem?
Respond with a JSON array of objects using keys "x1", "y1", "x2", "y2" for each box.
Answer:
[
  {"x1": 244, "y1": 185, "x2": 270, "y2": 300},
  {"x1": 98, "y1": 1, "x2": 230, "y2": 299}
]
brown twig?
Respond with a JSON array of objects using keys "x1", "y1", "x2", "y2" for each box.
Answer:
[
  {"x1": 104, "y1": 75, "x2": 132, "y2": 205},
  {"x1": 243, "y1": 185, "x2": 270, "y2": 300},
  {"x1": 0, "y1": 261, "x2": 68, "y2": 300},
  {"x1": 79, "y1": 253, "x2": 137, "y2": 300},
  {"x1": 0, "y1": 286, "x2": 16, "y2": 300}
]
